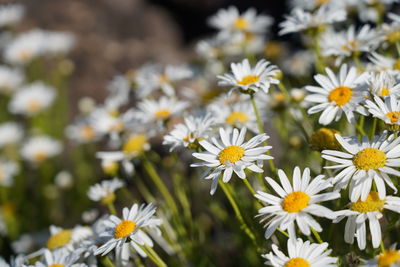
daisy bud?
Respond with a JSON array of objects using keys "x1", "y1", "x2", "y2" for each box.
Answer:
[{"x1": 310, "y1": 128, "x2": 341, "y2": 151}]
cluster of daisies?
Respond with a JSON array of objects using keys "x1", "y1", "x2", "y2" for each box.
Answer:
[{"x1": 3, "y1": 0, "x2": 400, "y2": 266}]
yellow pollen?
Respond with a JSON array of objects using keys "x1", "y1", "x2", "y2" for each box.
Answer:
[
  {"x1": 34, "y1": 152, "x2": 47, "y2": 162},
  {"x1": 351, "y1": 192, "x2": 385, "y2": 213},
  {"x1": 122, "y1": 134, "x2": 148, "y2": 156},
  {"x1": 102, "y1": 161, "x2": 119, "y2": 176},
  {"x1": 237, "y1": 75, "x2": 259, "y2": 85},
  {"x1": 378, "y1": 249, "x2": 400, "y2": 267},
  {"x1": 285, "y1": 257, "x2": 310, "y2": 267},
  {"x1": 226, "y1": 112, "x2": 249, "y2": 125},
  {"x1": 282, "y1": 191, "x2": 310, "y2": 213},
  {"x1": 110, "y1": 121, "x2": 124, "y2": 132},
  {"x1": 381, "y1": 88, "x2": 390, "y2": 96},
  {"x1": 234, "y1": 17, "x2": 248, "y2": 30},
  {"x1": 27, "y1": 100, "x2": 42, "y2": 112},
  {"x1": 154, "y1": 109, "x2": 171, "y2": 119},
  {"x1": 353, "y1": 148, "x2": 386, "y2": 170},
  {"x1": 47, "y1": 230, "x2": 72, "y2": 250},
  {"x1": 49, "y1": 265, "x2": 64, "y2": 267},
  {"x1": 101, "y1": 193, "x2": 116, "y2": 205},
  {"x1": 341, "y1": 40, "x2": 358, "y2": 51},
  {"x1": 114, "y1": 220, "x2": 136, "y2": 239},
  {"x1": 18, "y1": 50, "x2": 32, "y2": 61},
  {"x1": 394, "y1": 59, "x2": 400, "y2": 71},
  {"x1": 80, "y1": 125, "x2": 95, "y2": 141},
  {"x1": 159, "y1": 74, "x2": 169, "y2": 83},
  {"x1": 385, "y1": 111, "x2": 400, "y2": 124},
  {"x1": 218, "y1": 145, "x2": 245, "y2": 165},
  {"x1": 328, "y1": 86, "x2": 353, "y2": 106},
  {"x1": 182, "y1": 133, "x2": 194, "y2": 143},
  {"x1": 387, "y1": 30, "x2": 400, "y2": 43},
  {"x1": 316, "y1": 0, "x2": 329, "y2": 5}
]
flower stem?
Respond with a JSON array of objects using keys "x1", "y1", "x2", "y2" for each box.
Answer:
[
  {"x1": 370, "y1": 118, "x2": 378, "y2": 139},
  {"x1": 143, "y1": 245, "x2": 167, "y2": 267},
  {"x1": 106, "y1": 202, "x2": 117, "y2": 216},
  {"x1": 102, "y1": 256, "x2": 116, "y2": 267},
  {"x1": 311, "y1": 227, "x2": 323, "y2": 244}
]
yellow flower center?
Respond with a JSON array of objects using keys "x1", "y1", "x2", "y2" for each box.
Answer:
[
  {"x1": 18, "y1": 50, "x2": 32, "y2": 61},
  {"x1": 328, "y1": 86, "x2": 353, "y2": 106},
  {"x1": 218, "y1": 145, "x2": 245, "y2": 165},
  {"x1": 80, "y1": 125, "x2": 95, "y2": 141},
  {"x1": 27, "y1": 100, "x2": 42, "y2": 112},
  {"x1": 381, "y1": 87, "x2": 390, "y2": 96},
  {"x1": 226, "y1": 112, "x2": 249, "y2": 125},
  {"x1": 114, "y1": 220, "x2": 136, "y2": 239},
  {"x1": 110, "y1": 121, "x2": 124, "y2": 132},
  {"x1": 102, "y1": 161, "x2": 119, "y2": 176},
  {"x1": 282, "y1": 191, "x2": 310, "y2": 213},
  {"x1": 101, "y1": 193, "x2": 116, "y2": 205},
  {"x1": 0, "y1": 168, "x2": 5, "y2": 181},
  {"x1": 49, "y1": 265, "x2": 64, "y2": 267},
  {"x1": 154, "y1": 109, "x2": 171, "y2": 119},
  {"x1": 387, "y1": 30, "x2": 400, "y2": 43},
  {"x1": 159, "y1": 74, "x2": 169, "y2": 83},
  {"x1": 351, "y1": 192, "x2": 385, "y2": 213},
  {"x1": 341, "y1": 40, "x2": 358, "y2": 51},
  {"x1": 47, "y1": 230, "x2": 72, "y2": 250},
  {"x1": 237, "y1": 75, "x2": 260, "y2": 85},
  {"x1": 316, "y1": 0, "x2": 329, "y2": 5},
  {"x1": 122, "y1": 134, "x2": 148, "y2": 156},
  {"x1": 394, "y1": 59, "x2": 400, "y2": 70},
  {"x1": 385, "y1": 111, "x2": 400, "y2": 123},
  {"x1": 34, "y1": 152, "x2": 47, "y2": 162},
  {"x1": 285, "y1": 257, "x2": 310, "y2": 267},
  {"x1": 378, "y1": 249, "x2": 400, "y2": 267},
  {"x1": 353, "y1": 148, "x2": 386, "y2": 170},
  {"x1": 234, "y1": 17, "x2": 248, "y2": 30},
  {"x1": 310, "y1": 128, "x2": 341, "y2": 151}
]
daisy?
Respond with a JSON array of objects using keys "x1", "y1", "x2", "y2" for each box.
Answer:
[
  {"x1": 9, "y1": 82, "x2": 56, "y2": 116},
  {"x1": 66, "y1": 120, "x2": 98, "y2": 143},
  {"x1": 0, "y1": 122, "x2": 23, "y2": 148},
  {"x1": 191, "y1": 127, "x2": 273, "y2": 195},
  {"x1": 305, "y1": 64, "x2": 368, "y2": 125},
  {"x1": 31, "y1": 249, "x2": 86, "y2": 267},
  {"x1": 0, "y1": 4, "x2": 24, "y2": 27},
  {"x1": 0, "y1": 159, "x2": 19, "y2": 187},
  {"x1": 322, "y1": 132, "x2": 400, "y2": 202},
  {"x1": 367, "y1": 71, "x2": 400, "y2": 98},
  {"x1": 363, "y1": 243, "x2": 400, "y2": 266},
  {"x1": 46, "y1": 225, "x2": 93, "y2": 251},
  {"x1": 44, "y1": 31, "x2": 75, "y2": 55},
  {"x1": 20, "y1": 136, "x2": 62, "y2": 164},
  {"x1": 381, "y1": 13, "x2": 400, "y2": 44},
  {"x1": 279, "y1": 5, "x2": 346, "y2": 35},
  {"x1": 255, "y1": 167, "x2": 339, "y2": 238},
  {"x1": 135, "y1": 63, "x2": 193, "y2": 97},
  {"x1": 0, "y1": 66, "x2": 24, "y2": 94},
  {"x1": 163, "y1": 113, "x2": 215, "y2": 151},
  {"x1": 334, "y1": 192, "x2": 400, "y2": 250},
  {"x1": 87, "y1": 178, "x2": 125, "y2": 204},
  {"x1": 208, "y1": 6, "x2": 273, "y2": 38},
  {"x1": 368, "y1": 52, "x2": 400, "y2": 77},
  {"x1": 217, "y1": 59, "x2": 280, "y2": 94},
  {"x1": 365, "y1": 95, "x2": 400, "y2": 128},
  {"x1": 263, "y1": 238, "x2": 337, "y2": 267},
  {"x1": 94, "y1": 203, "x2": 162, "y2": 257}
]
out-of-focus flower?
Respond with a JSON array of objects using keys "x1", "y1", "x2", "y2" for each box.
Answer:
[
  {"x1": 0, "y1": 66, "x2": 24, "y2": 94},
  {"x1": 87, "y1": 178, "x2": 124, "y2": 205},
  {"x1": 54, "y1": 171, "x2": 74, "y2": 189},
  {"x1": 310, "y1": 128, "x2": 341, "y2": 151},
  {"x1": 20, "y1": 136, "x2": 62, "y2": 164},
  {"x1": 367, "y1": 71, "x2": 400, "y2": 97},
  {"x1": 46, "y1": 225, "x2": 92, "y2": 251},
  {"x1": 0, "y1": 122, "x2": 23, "y2": 148},
  {"x1": 0, "y1": 159, "x2": 19, "y2": 187},
  {"x1": 0, "y1": 4, "x2": 24, "y2": 28}
]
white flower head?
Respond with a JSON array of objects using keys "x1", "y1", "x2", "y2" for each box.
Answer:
[
  {"x1": 218, "y1": 59, "x2": 280, "y2": 94},
  {"x1": 0, "y1": 66, "x2": 24, "y2": 94},
  {"x1": 46, "y1": 225, "x2": 93, "y2": 252},
  {"x1": 334, "y1": 192, "x2": 400, "y2": 250},
  {"x1": 94, "y1": 203, "x2": 162, "y2": 257},
  {"x1": 0, "y1": 4, "x2": 24, "y2": 28},
  {"x1": 305, "y1": 64, "x2": 368, "y2": 125},
  {"x1": 263, "y1": 238, "x2": 338, "y2": 266},
  {"x1": 9, "y1": 81, "x2": 56, "y2": 116},
  {"x1": 32, "y1": 248, "x2": 86, "y2": 267},
  {"x1": 20, "y1": 136, "x2": 62, "y2": 164},
  {"x1": 0, "y1": 159, "x2": 19, "y2": 187},
  {"x1": 322, "y1": 132, "x2": 400, "y2": 202},
  {"x1": 0, "y1": 122, "x2": 23, "y2": 148},
  {"x1": 368, "y1": 52, "x2": 400, "y2": 77},
  {"x1": 365, "y1": 95, "x2": 400, "y2": 126},
  {"x1": 255, "y1": 167, "x2": 339, "y2": 238},
  {"x1": 191, "y1": 127, "x2": 273, "y2": 195},
  {"x1": 87, "y1": 178, "x2": 125, "y2": 203},
  {"x1": 362, "y1": 243, "x2": 400, "y2": 266},
  {"x1": 66, "y1": 121, "x2": 98, "y2": 144},
  {"x1": 367, "y1": 71, "x2": 400, "y2": 98}
]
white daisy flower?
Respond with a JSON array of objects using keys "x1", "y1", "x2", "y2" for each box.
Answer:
[
  {"x1": 0, "y1": 66, "x2": 24, "y2": 94},
  {"x1": 44, "y1": 31, "x2": 75, "y2": 55},
  {"x1": 365, "y1": 95, "x2": 400, "y2": 126},
  {"x1": 31, "y1": 249, "x2": 86, "y2": 267},
  {"x1": 94, "y1": 203, "x2": 162, "y2": 257},
  {"x1": 208, "y1": 6, "x2": 273, "y2": 38},
  {"x1": 135, "y1": 63, "x2": 193, "y2": 97},
  {"x1": 87, "y1": 178, "x2": 125, "y2": 204},
  {"x1": 334, "y1": 192, "x2": 400, "y2": 250},
  {"x1": 279, "y1": 5, "x2": 346, "y2": 35},
  {"x1": 163, "y1": 113, "x2": 215, "y2": 152},
  {"x1": 66, "y1": 121, "x2": 98, "y2": 144},
  {"x1": 0, "y1": 159, "x2": 19, "y2": 187},
  {"x1": 322, "y1": 132, "x2": 400, "y2": 202},
  {"x1": 362, "y1": 243, "x2": 400, "y2": 266},
  {"x1": 134, "y1": 96, "x2": 188, "y2": 125},
  {"x1": 0, "y1": 122, "x2": 23, "y2": 148},
  {"x1": 263, "y1": 238, "x2": 338, "y2": 266},
  {"x1": 305, "y1": 64, "x2": 368, "y2": 125},
  {"x1": 320, "y1": 25, "x2": 383, "y2": 60},
  {"x1": 0, "y1": 4, "x2": 24, "y2": 27},
  {"x1": 368, "y1": 52, "x2": 400, "y2": 77},
  {"x1": 191, "y1": 127, "x2": 273, "y2": 195},
  {"x1": 46, "y1": 225, "x2": 93, "y2": 251},
  {"x1": 218, "y1": 59, "x2": 280, "y2": 94},
  {"x1": 289, "y1": 0, "x2": 344, "y2": 10},
  {"x1": 0, "y1": 255, "x2": 26, "y2": 267},
  {"x1": 255, "y1": 167, "x2": 339, "y2": 238},
  {"x1": 9, "y1": 81, "x2": 56, "y2": 116},
  {"x1": 20, "y1": 136, "x2": 62, "y2": 164},
  {"x1": 282, "y1": 50, "x2": 314, "y2": 77},
  {"x1": 367, "y1": 71, "x2": 400, "y2": 98}
]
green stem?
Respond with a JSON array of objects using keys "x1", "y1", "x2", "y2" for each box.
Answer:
[
  {"x1": 380, "y1": 240, "x2": 385, "y2": 252},
  {"x1": 311, "y1": 228, "x2": 323, "y2": 244},
  {"x1": 370, "y1": 118, "x2": 378, "y2": 139},
  {"x1": 143, "y1": 245, "x2": 167, "y2": 267},
  {"x1": 219, "y1": 180, "x2": 258, "y2": 247},
  {"x1": 102, "y1": 256, "x2": 117, "y2": 267},
  {"x1": 250, "y1": 94, "x2": 276, "y2": 173},
  {"x1": 242, "y1": 178, "x2": 256, "y2": 196},
  {"x1": 106, "y1": 202, "x2": 117, "y2": 215},
  {"x1": 356, "y1": 116, "x2": 367, "y2": 137}
]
